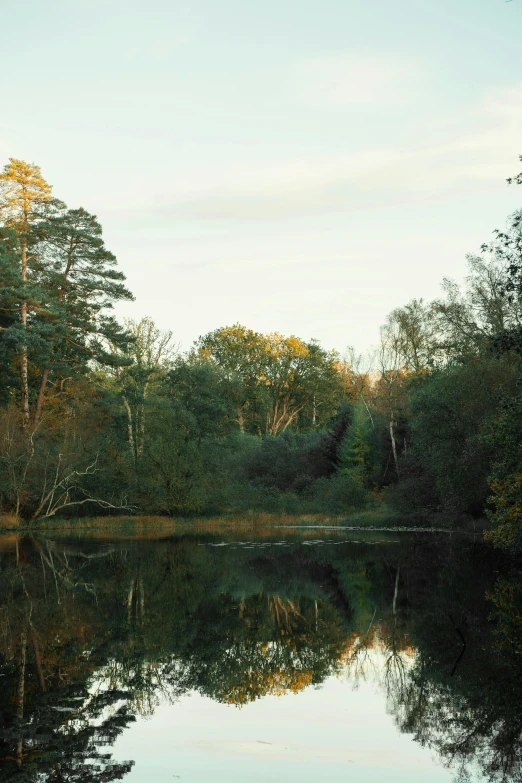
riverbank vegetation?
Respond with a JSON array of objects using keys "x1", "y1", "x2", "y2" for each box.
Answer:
[{"x1": 1, "y1": 157, "x2": 521, "y2": 549}]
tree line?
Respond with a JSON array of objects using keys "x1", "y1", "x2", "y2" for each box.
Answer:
[{"x1": 0, "y1": 156, "x2": 521, "y2": 550}]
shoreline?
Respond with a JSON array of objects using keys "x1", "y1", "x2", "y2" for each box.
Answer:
[{"x1": 0, "y1": 507, "x2": 486, "y2": 538}]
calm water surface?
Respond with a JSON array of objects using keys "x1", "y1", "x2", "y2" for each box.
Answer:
[{"x1": 0, "y1": 527, "x2": 520, "y2": 782}]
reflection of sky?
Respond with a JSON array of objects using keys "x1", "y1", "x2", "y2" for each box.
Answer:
[{"x1": 113, "y1": 671, "x2": 453, "y2": 782}]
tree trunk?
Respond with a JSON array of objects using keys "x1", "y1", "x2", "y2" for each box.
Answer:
[
  {"x1": 33, "y1": 368, "x2": 49, "y2": 430},
  {"x1": 123, "y1": 397, "x2": 136, "y2": 461},
  {"x1": 392, "y1": 565, "x2": 400, "y2": 616},
  {"x1": 16, "y1": 629, "x2": 27, "y2": 765},
  {"x1": 20, "y1": 239, "x2": 30, "y2": 426},
  {"x1": 30, "y1": 627, "x2": 46, "y2": 693},
  {"x1": 389, "y1": 412, "x2": 400, "y2": 477},
  {"x1": 138, "y1": 575, "x2": 145, "y2": 622},
  {"x1": 360, "y1": 393, "x2": 374, "y2": 426},
  {"x1": 31, "y1": 246, "x2": 73, "y2": 430},
  {"x1": 127, "y1": 579, "x2": 134, "y2": 622},
  {"x1": 137, "y1": 381, "x2": 150, "y2": 456}
]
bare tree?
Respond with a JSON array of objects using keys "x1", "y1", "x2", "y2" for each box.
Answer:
[
  {"x1": 387, "y1": 299, "x2": 438, "y2": 372},
  {"x1": 30, "y1": 454, "x2": 136, "y2": 521},
  {"x1": 343, "y1": 346, "x2": 375, "y2": 425}
]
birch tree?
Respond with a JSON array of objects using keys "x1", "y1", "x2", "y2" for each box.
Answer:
[
  {"x1": 387, "y1": 299, "x2": 438, "y2": 372},
  {"x1": 111, "y1": 317, "x2": 175, "y2": 461},
  {"x1": 376, "y1": 320, "x2": 408, "y2": 477}
]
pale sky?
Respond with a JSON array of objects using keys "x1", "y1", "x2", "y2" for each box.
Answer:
[{"x1": 1, "y1": 0, "x2": 522, "y2": 353}]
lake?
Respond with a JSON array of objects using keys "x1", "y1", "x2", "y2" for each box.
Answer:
[{"x1": 0, "y1": 525, "x2": 520, "y2": 782}]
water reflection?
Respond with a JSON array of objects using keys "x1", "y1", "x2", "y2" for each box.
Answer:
[{"x1": 0, "y1": 531, "x2": 520, "y2": 781}]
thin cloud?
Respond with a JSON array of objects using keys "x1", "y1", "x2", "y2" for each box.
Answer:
[
  {"x1": 100, "y1": 83, "x2": 522, "y2": 222},
  {"x1": 287, "y1": 53, "x2": 423, "y2": 108}
]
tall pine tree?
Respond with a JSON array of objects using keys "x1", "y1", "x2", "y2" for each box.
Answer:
[
  {"x1": 0, "y1": 160, "x2": 134, "y2": 428},
  {"x1": 0, "y1": 159, "x2": 52, "y2": 424},
  {"x1": 32, "y1": 206, "x2": 134, "y2": 427}
]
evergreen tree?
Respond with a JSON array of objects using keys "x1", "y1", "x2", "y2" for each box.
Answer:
[
  {"x1": 31, "y1": 206, "x2": 134, "y2": 427},
  {"x1": 0, "y1": 228, "x2": 22, "y2": 404},
  {"x1": 0, "y1": 159, "x2": 52, "y2": 424}
]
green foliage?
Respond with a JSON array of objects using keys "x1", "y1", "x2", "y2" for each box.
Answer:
[
  {"x1": 197, "y1": 324, "x2": 345, "y2": 435},
  {"x1": 400, "y1": 356, "x2": 519, "y2": 516},
  {"x1": 238, "y1": 430, "x2": 326, "y2": 492},
  {"x1": 484, "y1": 392, "x2": 522, "y2": 552},
  {"x1": 138, "y1": 404, "x2": 209, "y2": 515},
  {"x1": 165, "y1": 356, "x2": 237, "y2": 438},
  {"x1": 338, "y1": 404, "x2": 372, "y2": 475},
  {"x1": 0, "y1": 229, "x2": 22, "y2": 403},
  {"x1": 0, "y1": 171, "x2": 133, "y2": 430},
  {"x1": 35, "y1": 206, "x2": 134, "y2": 369}
]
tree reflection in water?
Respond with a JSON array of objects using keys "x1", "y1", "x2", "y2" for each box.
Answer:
[{"x1": 0, "y1": 532, "x2": 520, "y2": 781}]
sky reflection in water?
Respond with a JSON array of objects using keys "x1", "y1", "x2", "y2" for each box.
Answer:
[{"x1": 114, "y1": 654, "x2": 454, "y2": 783}]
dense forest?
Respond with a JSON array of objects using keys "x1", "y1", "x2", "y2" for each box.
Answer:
[{"x1": 0, "y1": 157, "x2": 521, "y2": 551}]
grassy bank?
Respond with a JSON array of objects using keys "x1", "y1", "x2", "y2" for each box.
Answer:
[{"x1": 0, "y1": 504, "x2": 481, "y2": 539}]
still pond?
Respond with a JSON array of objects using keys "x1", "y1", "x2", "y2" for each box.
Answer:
[{"x1": 0, "y1": 525, "x2": 520, "y2": 782}]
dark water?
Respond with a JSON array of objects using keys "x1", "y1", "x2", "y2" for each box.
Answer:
[{"x1": 0, "y1": 528, "x2": 521, "y2": 782}]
